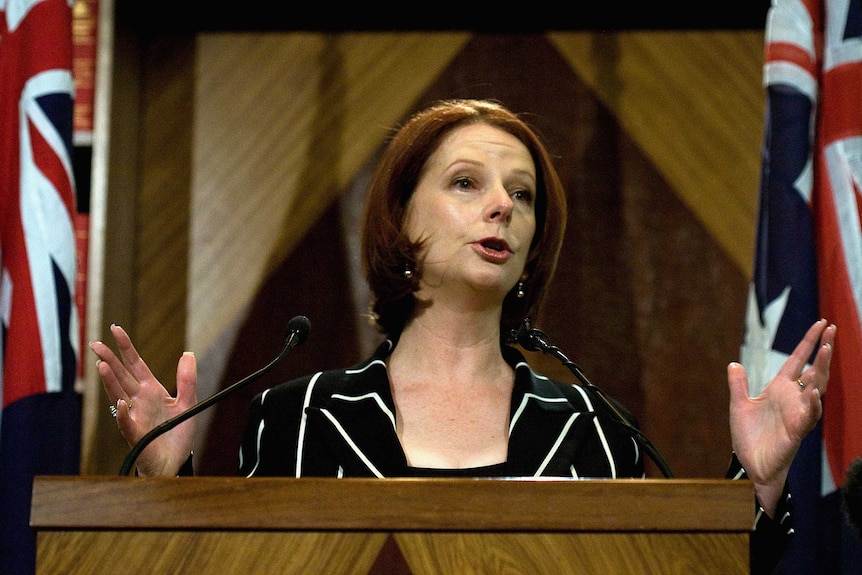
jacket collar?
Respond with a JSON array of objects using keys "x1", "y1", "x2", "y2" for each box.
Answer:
[{"x1": 306, "y1": 339, "x2": 596, "y2": 477}]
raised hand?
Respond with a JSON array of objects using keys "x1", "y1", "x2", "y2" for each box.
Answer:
[
  {"x1": 728, "y1": 318, "x2": 836, "y2": 515},
  {"x1": 91, "y1": 325, "x2": 198, "y2": 476}
]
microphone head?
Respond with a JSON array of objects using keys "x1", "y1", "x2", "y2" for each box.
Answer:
[
  {"x1": 516, "y1": 322, "x2": 551, "y2": 353},
  {"x1": 509, "y1": 318, "x2": 532, "y2": 349},
  {"x1": 512, "y1": 318, "x2": 541, "y2": 352},
  {"x1": 517, "y1": 328, "x2": 541, "y2": 352},
  {"x1": 285, "y1": 315, "x2": 311, "y2": 347}
]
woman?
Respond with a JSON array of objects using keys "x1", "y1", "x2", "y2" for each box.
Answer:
[{"x1": 92, "y1": 99, "x2": 835, "y2": 572}]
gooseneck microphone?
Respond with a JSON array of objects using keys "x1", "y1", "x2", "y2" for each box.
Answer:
[
  {"x1": 119, "y1": 315, "x2": 311, "y2": 476},
  {"x1": 509, "y1": 318, "x2": 675, "y2": 479}
]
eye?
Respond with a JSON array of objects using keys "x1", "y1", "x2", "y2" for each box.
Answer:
[
  {"x1": 453, "y1": 176, "x2": 477, "y2": 190},
  {"x1": 511, "y1": 189, "x2": 535, "y2": 204}
]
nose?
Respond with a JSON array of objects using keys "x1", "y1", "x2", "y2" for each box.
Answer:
[{"x1": 486, "y1": 187, "x2": 514, "y2": 224}]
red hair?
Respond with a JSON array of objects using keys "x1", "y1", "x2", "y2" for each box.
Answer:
[{"x1": 360, "y1": 99, "x2": 567, "y2": 338}]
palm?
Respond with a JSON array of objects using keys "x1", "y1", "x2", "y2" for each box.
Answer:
[
  {"x1": 92, "y1": 325, "x2": 198, "y2": 476},
  {"x1": 728, "y1": 320, "x2": 833, "y2": 487}
]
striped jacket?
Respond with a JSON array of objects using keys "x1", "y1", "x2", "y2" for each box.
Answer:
[
  {"x1": 238, "y1": 338, "x2": 643, "y2": 479},
  {"x1": 235, "y1": 337, "x2": 791, "y2": 573}
]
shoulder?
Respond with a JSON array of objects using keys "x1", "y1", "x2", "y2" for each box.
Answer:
[
  {"x1": 255, "y1": 339, "x2": 393, "y2": 409},
  {"x1": 504, "y1": 344, "x2": 597, "y2": 410}
]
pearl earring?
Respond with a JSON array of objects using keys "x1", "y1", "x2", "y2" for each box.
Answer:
[{"x1": 516, "y1": 280, "x2": 526, "y2": 298}]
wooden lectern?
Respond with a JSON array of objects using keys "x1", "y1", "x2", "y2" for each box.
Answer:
[{"x1": 31, "y1": 476, "x2": 753, "y2": 574}]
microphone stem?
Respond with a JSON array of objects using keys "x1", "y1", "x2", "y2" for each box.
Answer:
[
  {"x1": 118, "y1": 333, "x2": 298, "y2": 477},
  {"x1": 527, "y1": 330, "x2": 676, "y2": 479}
]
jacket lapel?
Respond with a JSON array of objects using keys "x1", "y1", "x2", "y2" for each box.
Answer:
[
  {"x1": 304, "y1": 342, "x2": 599, "y2": 478},
  {"x1": 304, "y1": 346, "x2": 411, "y2": 477},
  {"x1": 505, "y1": 362, "x2": 598, "y2": 477}
]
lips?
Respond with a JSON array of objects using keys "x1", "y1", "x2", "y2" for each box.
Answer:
[{"x1": 474, "y1": 237, "x2": 512, "y2": 262}]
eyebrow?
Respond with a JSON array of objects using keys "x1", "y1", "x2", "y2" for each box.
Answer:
[
  {"x1": 444, "y1": 159, "x2": 536, "y2": 183},
  {"x1": 509, "y1": 168, "x2": 537, "y2": 184}
]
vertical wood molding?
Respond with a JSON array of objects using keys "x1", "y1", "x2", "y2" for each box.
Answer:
[{"x1": 79, "y1": 0, "x2": 115, "y2": 473}]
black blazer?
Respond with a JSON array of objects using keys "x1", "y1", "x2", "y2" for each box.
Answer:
[
  {"x1": 236, "y1": 338, "x2": 792, "y2": 574},
  {"x1": 238, "y1": 339, "x2": 643, "y2": 479}
]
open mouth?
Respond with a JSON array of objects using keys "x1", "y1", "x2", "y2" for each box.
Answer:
[{"x1": 481, "y1": 239, "x2": 509, "y2": 253}]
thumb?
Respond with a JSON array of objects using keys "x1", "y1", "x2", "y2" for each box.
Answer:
[
  {"x1": 176, "y1": 351, "x2": 198, "y2": 409},
  {"x1": 727, "y1": 361, "x2": 752, "y2": 403}
]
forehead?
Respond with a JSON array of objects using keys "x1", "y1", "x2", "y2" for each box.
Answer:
[{"x1": 427, "y1": 123, "x2": 535, "y2": 174}]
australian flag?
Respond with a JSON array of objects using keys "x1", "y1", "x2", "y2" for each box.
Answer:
[
  {"x1": 741, "y1": 0, "x2": 862, "y2": 572},
  {"x1": 0, "y1": 1, "x2": 82, "y2": 574}
]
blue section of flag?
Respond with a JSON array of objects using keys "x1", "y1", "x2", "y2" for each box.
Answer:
[
  {"x1": 52, "y1": 257, "x2": 77, "y2": 392},
  {"x1": 752, "y1": 53, "x2": 827, "y2": 575},
  {"x1": 0, "y1": 392, "x2": 81, "y2": 575},
  {"x1": 753, "y1": 86, "x2": 819, "y2": 356},
  {"x1": 36, "y1": 91, "x2": 74, "y2": 163}
]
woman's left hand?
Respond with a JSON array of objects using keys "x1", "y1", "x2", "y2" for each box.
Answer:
[{"x1": 728, "y1": 318, "x2": 836, "y2": 516}]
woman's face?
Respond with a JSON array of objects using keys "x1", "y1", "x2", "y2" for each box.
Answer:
[{"x1": 404, "y1": 123, "x2": 537, "y2": 306}]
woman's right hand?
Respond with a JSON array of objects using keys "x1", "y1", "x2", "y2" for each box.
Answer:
[{"x1": 91, "y1": 325, "x2": 198, "y2": 477}]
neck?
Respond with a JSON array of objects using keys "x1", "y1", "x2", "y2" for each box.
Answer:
[{"x1": 390, "y1": 308, "x2": 508, "y2": 384}]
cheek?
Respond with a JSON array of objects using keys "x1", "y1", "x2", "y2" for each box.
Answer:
[
  {"x1": 440, "y1": 202, "x2": 471, "y2": 228},
  {"x1": 517, "y1": 211, "x2": 537, "y2": 245},
  {"x1": 407, "y1": 199, "x2": 469, "y2": 241}
]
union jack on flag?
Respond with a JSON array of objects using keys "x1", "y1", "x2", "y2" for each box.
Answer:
[
  {"x1": 741, "y1": 0, "x2": 862, "y2": 572},
  {"x1": 0, "y1": 1, "x2": 82, "y2": 574}
]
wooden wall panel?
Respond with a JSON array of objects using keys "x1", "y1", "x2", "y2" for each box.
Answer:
[
  {"x1": 135, "y1": 35, "x2": 194, "y2": 386},
  {"x1": 188, "y1": 33, "x2": 470, "y2": 355},
  {"x1": 550, "y1": 31, "x2": 765, "y2": 274},
  {"x1": 82, "y1": 29, "x2": 196, "y2": 474}
]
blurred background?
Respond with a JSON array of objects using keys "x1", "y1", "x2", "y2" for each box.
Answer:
[{"x1": 80, "y1": 1, "x2": 773, "y2": 479}]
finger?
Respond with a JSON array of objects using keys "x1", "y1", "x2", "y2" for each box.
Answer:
[
  {"x1": 92, "y1": 334, "x2": 141, "y2": 398},
  {"x1": 114, "y1": 398, "x2": 135, "y2": 439},
  {"x1": 778, "y1": 319, "x2": 829, "y2": 381},
  {"x1": 727, "y1": 361, "x2": 752, "y2": 402},
  {"x1": 801, "y1": 387, "x2": 824, "y2": 434},
  {"x1": 807, "y1": 323, "x2": 836, "y2": 396},
  {"x1": 91, "y1": 341, "x2": 131, "y2": 403},
  {"x1": 110, "y1": 324, "x2": 158, "y2": 388},
  {"x1": 175, "y1": 351, "x2": 198, "y2": 410}
]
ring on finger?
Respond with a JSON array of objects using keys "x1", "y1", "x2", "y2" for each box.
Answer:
[
  {"x1": 797, "y1": 378, "x2": 806, "y2": 390},
  {"x1": 108, "y1": 404, "x2": 118, "y2": 418}
]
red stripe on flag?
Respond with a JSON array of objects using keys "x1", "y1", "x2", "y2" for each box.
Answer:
[
  {"x1": 813, "y1": 0, "x2": 862, "y2": 487},
  {"x1": 766, "y1": 40, "x2": 819, "y2": 74},
  {"x1": 1, "y1": 0, "x2": 75, "y2": 407},
  {"x1": 0, "y1": 217, "x2": 47, "y2": 408},
  {"x1": 819, "y1": 62, "x2": 862, "y2": 144},
  {"x1": 28, "y1": 117, "x2": 75, "y2": 216},
  {"x1": 814, "y1": 158, "x2": 862, "y2": 485}
]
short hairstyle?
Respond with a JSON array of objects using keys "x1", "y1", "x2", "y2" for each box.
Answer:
[{"x1": 360, "y1": 99, "x2": 568, "y2": 338}]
